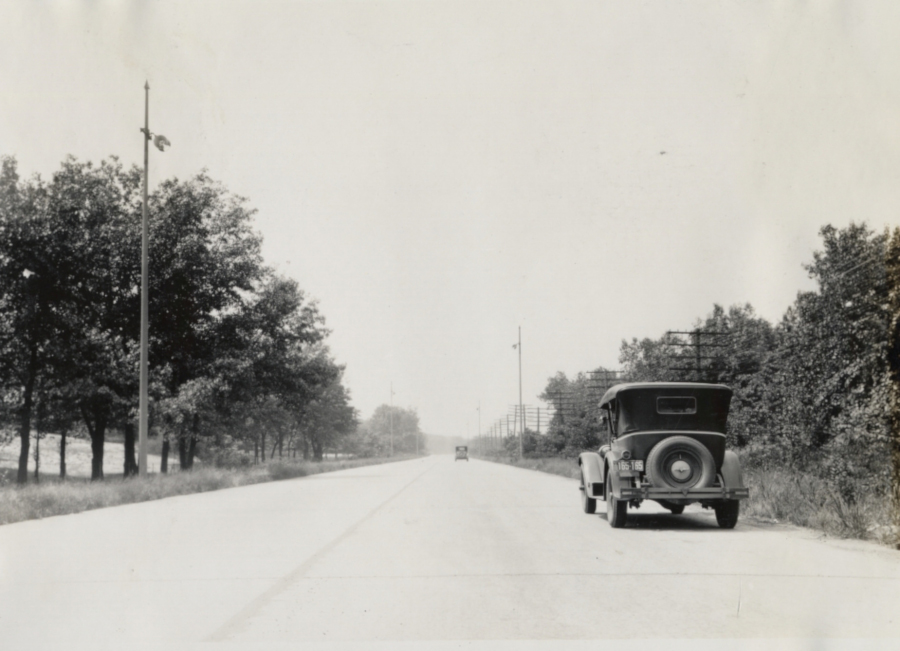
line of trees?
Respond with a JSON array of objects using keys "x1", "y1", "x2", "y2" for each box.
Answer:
[
  {"x1": 475, "y1": 223, "x2": 899, "y2": 506},
  {"x1": 348, "y1": 404, "x2": 425, "y2": 458},
  {"x1": 0, "y1": 155, "x2": 358, "y2": 482}
]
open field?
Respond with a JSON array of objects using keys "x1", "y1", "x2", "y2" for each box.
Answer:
[
  {"x1": 0, "y1": 440, "x2": 419, "y2": 525},
  {"x1": 0, "y1": 433, "x2": 178, "y2": 481}
]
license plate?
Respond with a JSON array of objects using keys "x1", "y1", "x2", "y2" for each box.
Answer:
[{"x1": 619, "y1": 460, "x2": 644, "y2": 471}]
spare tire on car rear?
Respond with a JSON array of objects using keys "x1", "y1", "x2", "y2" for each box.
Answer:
[{"x1": 646, "y1": 436, "x2": 716, "y2": 490}]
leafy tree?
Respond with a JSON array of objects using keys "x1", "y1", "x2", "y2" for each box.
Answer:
[
  {"x1": 886, "y1": 227, "x2": 900, "y2": 532},
  {"x1": 767, "y1": 224, "x2": 891, "y2": 496},
  {"x1": 538, "y1": 369, "x2": 612, "y2": 455},
  {"x1": 0, "y1": 157, "x2": 104, "y2": 482},
  {"x1": 1, "y1": 156, "x2": 354, "y2": 482},
  {"x1": 353, "y1": 405, "x2": 423, "y2": 457},
  {"x1": 296, "y1": 373, "x2": 357, "y2": 460},
  {"x1": 144, "y1": 173, "x2": 265, "y2": 470},
  {"x1": 616, "y1": 224, "x2": 890, "y2": 499},
  {"x1": 45, "y1": 157, "x2": 143, "y2": 480},
  {"x1": 208, "y1": 275, "x2": 332, "y2": 462}
]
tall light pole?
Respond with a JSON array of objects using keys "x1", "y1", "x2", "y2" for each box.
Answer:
[
  {"x1": 518, "y1": 326, "x2": 524, "y2": 458},
  {"x1": 477, "y1": 401, "x2": 480, "y2": 443},
  {"x1": 138, "y1": 82, "x2": 169, "y2": 476},
  {"x1": 389, "y1": 382, "x2": 394, "y2": 457},
  {"x1": 138, "y1": 82, "x2": 151, "y2": 476}
]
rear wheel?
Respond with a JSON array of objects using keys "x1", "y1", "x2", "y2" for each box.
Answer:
[
  {"x1": 580, "y1": 469, "x2": 596, "y2": 514},
  {"x1": 715, "y1": 500, "x2": 740, "y2": 529},
  {"x1": 606, "y1": 473, "x2": 627, "y2": 528}
]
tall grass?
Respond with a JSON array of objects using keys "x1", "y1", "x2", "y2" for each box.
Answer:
[
  {"x1": 742, "y1": 467, "x2": 896, "y2": 546},
  {"x1": 474, "y1": 452, "x2": 899, "y2": 548},
  {"x1": 0, "y1": 455, "x2": 416, "y2": 526}
]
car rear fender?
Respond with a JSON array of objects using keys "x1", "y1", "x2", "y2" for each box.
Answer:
[
  {"x1": 578, "y1": 452, "x2": 604, "y2": 498},
  {"x1": 604, "y1": 449, "x2": 630, "y2": 499},
  {"x1": 720, "y1": 450, "x2": 745, "y2": 490}
]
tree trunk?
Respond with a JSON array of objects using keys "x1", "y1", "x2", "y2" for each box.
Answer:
[
  {"x1": 16, "y1": 342, "x2": 38, "y2": 484},
  {"x1": 312, "y1": 438, "x2": 323, "y2": 462},
  {"x1": 178, "y1": 436, "x2": 188, "y2": 470},
  {"x1": 186, "y1": 436, "x2": 197, "y2": 469},
  {"x1": 59, "y1": 428, "x2": 67, "y2": 480},
  {"x1": 160, "y1": 436, "x2": 169, "y2": 474},
  {"x1": 278, "y1": 433, "x2": 284, "y2": 458},
  {"x1": 254, "y1": 436, "x2": 259, "y2": 464},
  {"x1": 260, "y1": 430, "x2": 267, "y2": 462},
  {"x1": 123, "y1": 423, "x2": 138, "y2": 477},
  {"x1": 33, "y1": 432, "x2": 40, "y2": 483},
  {"x1": 185, "y1": 415, "x2": 199, "y2": 469},
  {"x1": 90, "y1": 426, "x2": 105, "y2": 481},
  {"x1": 81, "y1": 404, "x2": 106, "y2": 481},
  {"x1": 270, "y1": 434, "x2": 279, "y2": 460}
]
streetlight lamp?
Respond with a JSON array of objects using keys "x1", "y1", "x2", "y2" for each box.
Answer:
[{"x1": 138, "y1": 82, "x2": 170, "y2": 476}]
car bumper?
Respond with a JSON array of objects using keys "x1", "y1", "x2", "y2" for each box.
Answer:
[{"x1": 619, "y1": 486, "x2": 750, "y2": 500}]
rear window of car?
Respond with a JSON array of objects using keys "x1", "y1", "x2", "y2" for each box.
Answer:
[{"x1": 656, "y1": 396, "x2": 696, "y2": 414}]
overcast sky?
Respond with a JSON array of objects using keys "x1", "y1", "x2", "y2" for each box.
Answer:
[{"x1": 2, "y1": 1, "x2": 899, "y2": 438}]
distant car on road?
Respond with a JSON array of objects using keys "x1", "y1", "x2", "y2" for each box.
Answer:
[
  {"x1": 455, "y1": 446, "x2": 469, "y2": 461},
  {"x1": 578, "y1": 382, "x2": 749, "y2": 529}
]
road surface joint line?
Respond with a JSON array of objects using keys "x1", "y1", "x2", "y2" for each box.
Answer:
[
  {"x1": 207, "y1": 460, "x2": 437, "y2": 642},
  {"x1": 280, "y1": 572, "x2": 900, "y2": 581}
]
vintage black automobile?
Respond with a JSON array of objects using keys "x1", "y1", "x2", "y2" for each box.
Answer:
[
  {"x1": 578, "y1": 382, "x2": 749, "y2": 529},
  {"x1": 455, "y1": 445, "x2": 469, "y2": 461}
]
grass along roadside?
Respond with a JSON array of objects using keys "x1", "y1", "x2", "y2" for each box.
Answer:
[
  {"x1": 473, "y1": 453, "x2": 898, "y2": 548},
  {"x1": 0, "y1": 455, "x2": 420, "y2": 526}
]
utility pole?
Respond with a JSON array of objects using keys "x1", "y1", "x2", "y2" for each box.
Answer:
[
  {"x1": 665, "y1": 330, "x2": 729, "y2": 382},
  {"x1": 138, "y1": 82, "x2": 169, "y2": 476},
  {"x1": 518, "y1": 326, "x2": 524, "y2": 458},
  {"x1": 476, "y1": 401, "x2": 481, "y2": 444},
  {"x1": 695, "y1": 330, "x2": 702, "y2": 381},
  {"x1": 138, "y1": 82, "x2": 151, "y2": 477},
  {"x1": 389, "y1": 382, "x2": 394, "y2": 457}
]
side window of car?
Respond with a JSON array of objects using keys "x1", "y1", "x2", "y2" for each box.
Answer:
[{"x1": 606, "y1": 404, "x2": 618, "y2": 440}]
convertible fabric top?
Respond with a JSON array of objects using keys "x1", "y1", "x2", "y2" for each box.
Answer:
[
  {"x1": 599, "y1": 382, "x2": 733, "y2": 434},
  {"x1": 598, "y1": 382, "x2": 731, "y2": 408}
]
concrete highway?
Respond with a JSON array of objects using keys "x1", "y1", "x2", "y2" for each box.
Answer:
[{"x1": 1, "y1": 455, "x2": 898, "y2": 651}]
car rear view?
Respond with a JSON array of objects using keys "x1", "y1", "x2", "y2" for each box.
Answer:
[{"x1": 578, "y1": 383, "x2": 749, "y2": 528}]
